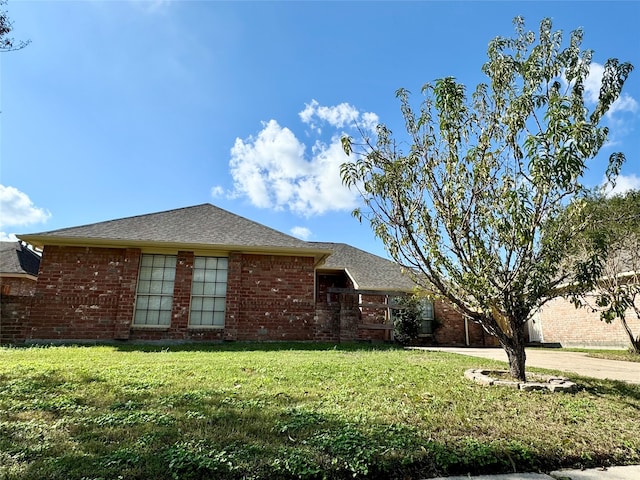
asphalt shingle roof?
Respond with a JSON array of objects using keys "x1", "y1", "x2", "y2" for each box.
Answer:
[
  {"x1": 0, "y1": 241, "x2": 41, "y2": 276},
  {"x1": 18, "y1": 204, "x2": 414, "y2": 291},
  {"x1": 19, "y1": 204, "x2": 326, "y2": 254},
  {"x1": 311, "y1": 242, "x2": 415, "y2": 292}
]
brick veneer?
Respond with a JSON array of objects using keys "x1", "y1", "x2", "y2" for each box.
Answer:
[
  {"x1": 1, "y1": 277, "x2": 37, "y2": 297},
  {"x1": 27, "y1": 246, "x2": 141, "y2": 341},
  {"x1": 15, "y1": 244, "x2": 502, "y2": 346},
  {"x1": 23, "y1": 246, "x2": 319, "y2": 343},
  {"x1": 0, "y1": 295, "x2": 31, "y2": 343},
  {"x1": 227, "y1": 253, "x2": 317, "y2": 341},
  {"x1": 538, "y1": 296, "x2": 640, "y2": 348}
]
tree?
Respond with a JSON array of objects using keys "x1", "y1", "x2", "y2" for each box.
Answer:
[
  {"x1": 568, "y1": 190, "x2": 640, "y2": 353},
  {"x1": 340, "y1": 17, "x2": 633, "y2": 381},
  {"x1": 1, "y1": 0, "x2": 30, "y2": 53}
]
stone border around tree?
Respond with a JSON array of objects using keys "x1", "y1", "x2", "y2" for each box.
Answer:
[{"x1": 464, "y1": 369, "x2": 578, "y2": 393}]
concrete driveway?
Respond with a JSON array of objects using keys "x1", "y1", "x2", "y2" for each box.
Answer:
[{"x1": 418, "y1": 347, "x2": 640, "y2": 384}]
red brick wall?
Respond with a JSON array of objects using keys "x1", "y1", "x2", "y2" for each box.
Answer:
[
  {"x1": 24, "y1": 246, "x2": 319, "y2": 343},
  {"x1": 1, "y1": 276, "x2": 37, "y2": 296},
  {"x1": 27, "y1": 246, "x2": 141, "y2": 342},
  {"x1": 15, "y1": 244, "x2": 503, "y2": 346},
  {"x1": 358, "y1": 294, "x2": 390, "y2": 341},
  {"x1": 227, "y1": 253, "x2": 317, "y2": 341},
  {"x1": 538, "y1": 295, "x2": 640, "y2": 348},
  {"x1": 0, "y1": 295, "x2": 31, "y2": 344},
  {"x1": 433, "y1": 300, "x2": 498, "y2": 347}
]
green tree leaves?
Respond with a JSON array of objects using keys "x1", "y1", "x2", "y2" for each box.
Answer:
[{"x1": 340, "y1": 17, "x2": 634, "y2": 379}]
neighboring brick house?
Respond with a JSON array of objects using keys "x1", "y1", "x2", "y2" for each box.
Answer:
[
  {"x1": 529, "y1": 265, "x2": 640, "y2": 348},
  {"x1": 0, "y1": 241, "x2": 41, "y2": 343},
  {"x1": 12, "y1": 203, "x2": 487, "y2": 345},
  {"x1": 0, "y1": 241, "x2": 41, "y2": 296},
  {"x1": 530, "y1": 296, "x2": 640, "y2": 348}
]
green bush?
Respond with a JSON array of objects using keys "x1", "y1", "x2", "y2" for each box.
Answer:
[{"x1": 393, "y1": 295, "x2": 424, "y2": 345}]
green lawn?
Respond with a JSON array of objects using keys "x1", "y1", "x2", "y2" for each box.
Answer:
[{"x1": 1, "y1": 343, "x2": 639, "y2": 479}]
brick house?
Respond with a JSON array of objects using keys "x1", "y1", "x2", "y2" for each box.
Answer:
[
  {"x1": 0, "y1": 241, "x2": 41, "y2": 343},
  {"x1": 528, "y1": 266, "x2": 640, "y2": 349},
  {"x1": 11, "y1": 203, "x2": 489, "y2": 345}
]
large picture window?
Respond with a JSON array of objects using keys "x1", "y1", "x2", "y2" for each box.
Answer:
[
  {"x1": 134, "y1": 254, "x2": 176, "y2": 326},
  {"x1": 189, "y1": 256, "x2": 228, "y2": 328}
]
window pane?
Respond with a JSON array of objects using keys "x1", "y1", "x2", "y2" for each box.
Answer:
[
  {"x1": 191, "y1": 297, "x2": 202, "y2": 311},
  {"x1": 148, "y1": 296, "x2": 161, "y2": 310},
  {"x1": 215, "y1": 283, "x2": 227, "y2": 295},
  {"x1": 141, "y1": 256, "x2": 153, "y2": 267},
  {"x1": 160, "y1": 296, "x2": 173, "y2": 311},
  {"x1": 213, "y1": 311, "x2": 225, "y2": 326},
  {"x1": 134, "y1": 310, "x2": 147, "y2": 325},
  {"x1": 204, "y1": 257, "x2": 216, "y2": 269},
  {"x1": 136, "y1": 297, "x2": 149, "y2": 310},
  {"x1": 190, "y1": 311, "x2": 202, "y2": 325},
  {"x1": 194, "y1": 257, "x2": 206, "y2": 269},
  {"x1": 216, "y1": 270, "x2": 228, "y2": 283},
  {"x1": 147, "y1": 280, "x2": 161, "y2": 294},
  {"x1": 192, "y1": 282, "x2": 204, "y2": 295},
  {"x1": 139, "y1": 267, "x2": 152, "y2": 281},
  {"x1": 214, "y1": 298, "x2": 226, "y2": 312},
  {"x1": 202, "y1": 298, "x2": 214, "y2": 312},
  {"x1": 193, "y1": 268, "x2": 205, "y2": 282},
  {"x1": 158, "y1": 311, "x2": 171, "y2": 325},
  {"x1": 200, "y1": 311, "x2": 213, "y2": 326},
  {"x1": 203, "y1": 282, "x2": 216, "y2": 295}
]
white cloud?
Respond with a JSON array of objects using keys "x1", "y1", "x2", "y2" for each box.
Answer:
[
  {"x1": 299, "y1": 99, "x2": 379, "y2": 134},
  {"x1": 228, "y1": 101, "x2": 376, "y2": 216},
  {"x1": 290, "y1": 226, "x2": 312, "y2": 240},
  {"x1": 0, "y1": 185, "x2": 51, "y2": 231},
  {"x1": 584, "y1": 62, "x2": 638, "y2": 117},
  {"x1": 211, "y1": 185, "x2": 225, "y2": 197},
  {"x1": 0, "y1": 232, "x2": 18, "y2": 242},
  {"x1": 603, "y1": 173, "x2": 640, "y2": 197}
]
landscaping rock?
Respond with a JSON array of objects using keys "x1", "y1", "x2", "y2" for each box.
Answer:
[{"x1": 464, "y1": 368, "x2": 578, "y2": 393}]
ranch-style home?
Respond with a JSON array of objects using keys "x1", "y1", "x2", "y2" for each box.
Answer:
[{"x1": 7, "y1": 203, "x2": 493, "y2": 346}]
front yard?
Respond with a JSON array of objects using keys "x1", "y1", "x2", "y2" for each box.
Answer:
[{"x1": 1, "y1": 343, "x2": 638, "y2": 479}]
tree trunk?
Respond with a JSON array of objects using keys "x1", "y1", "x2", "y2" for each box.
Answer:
[
  {"x1": 500, "y1": 323, "x2": 528, "y2": 381},
  {"x1": 620, "y1": 318, "x2": 640, "y2": 354},
  {"x1": 503, "y1": 341, "x2": 527, "y2": 381}
]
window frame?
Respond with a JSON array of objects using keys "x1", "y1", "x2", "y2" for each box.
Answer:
[
  {"x1": 188, "y1": 256, "x2": 228, "y2": 329},
  {"x1": 133, "y1": 254, "x2": 177, "y2": 328}
]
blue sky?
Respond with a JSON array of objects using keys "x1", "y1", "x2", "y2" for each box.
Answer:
[{"x1": 1, "y1": 0, "x2": 639, "y2": 259}]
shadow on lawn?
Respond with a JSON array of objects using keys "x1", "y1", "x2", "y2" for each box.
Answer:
[
  {"x1": 111, "y1": 340, "x2": 404, "y2": 354},
  {"x1": 578, "y1": 376, "x2": 640, "y2": 409}
]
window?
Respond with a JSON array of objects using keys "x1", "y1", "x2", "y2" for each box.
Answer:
[
  {"x1": 419, "y1": 299, "x2": 435, "y2": 335},
  {"x1": 189, "y1": 256, "x2": 228, "y2": 328},
  {"x1": 134, "y1": 254, "x2": 176, "y2": 326}
]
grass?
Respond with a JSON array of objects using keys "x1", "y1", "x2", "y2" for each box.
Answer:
[
  {"x1": 563, "y1": 348, "x2": 640, "y2": 363},
  {"x1": 1, "y1": 343, "x2": 639, "y2": 479}
]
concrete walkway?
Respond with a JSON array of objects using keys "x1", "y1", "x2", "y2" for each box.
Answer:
[
  {"x1": 430, "y1": 464, "x2": 640, "y2": 479},
  {"x1": 418, "y1": 347, "x2": 640, "y2": 384}
]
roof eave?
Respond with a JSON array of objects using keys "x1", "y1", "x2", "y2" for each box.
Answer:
[{"x1": 17, "y1": 234, "x2": 332, "y2": 260}]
